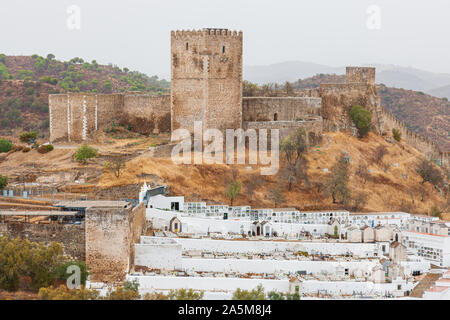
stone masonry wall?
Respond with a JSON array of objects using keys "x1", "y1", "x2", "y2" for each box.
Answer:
[
  {"x1": 49, "y1": 93, "x2": 123, "y2": 143},
  {"x1": 244, "y1": 117, "x2": 323, "y2": 146},
  {"x1": 49, "y1": 93, "x2": 171, "y2": 142},
  {"x1": 85, "y1": 202, "x2": 146, "y2": 284},
  {"x1": 122, "y1": 94, "x2": 170, "y2": 134},
  {"x1": 0, "y1": 222, "x2": 85, "y2": 260},
  {"x1": 242, "y1": 97, "x2": 321, "y2": 122},
  {"x1": 346, "y1": 67, "x2": 376, "y2": 85},
  {"x1": 380, "y1": 107, "x2": 448, "y2": 166},
  {"x1": 171, "y1": 29, "x2": 242, "y2": 137},
  {"x1": 319, "y1": 82, "x2": 382, "y2": 134}
]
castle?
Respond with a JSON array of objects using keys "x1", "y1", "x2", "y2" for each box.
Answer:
[{"x1": 48, "y1": 28, "x2": 448, "y2": 168}]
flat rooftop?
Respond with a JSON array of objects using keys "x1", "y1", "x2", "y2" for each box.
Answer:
[
  {"x1": 54, "y1": 200, "x2": 130, "y2": 209},
  {"x1": 0, "y1": 211, "x2": 77, "y2": 216},
  {"x1": 350, "y1": 212, "x2": 409, "y2": 216}
]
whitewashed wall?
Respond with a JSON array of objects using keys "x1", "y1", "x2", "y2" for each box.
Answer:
[
  {"x1": 127, "y1": 275, "x2": 289, "y2": 294},
  {"x1": 146, "y1": 208, "x2": 329, "y2": 236},
  {"x1": 168, "y1": 237, "x2": 382, "y2": 257},
  {"x1": 135, "y1": 243, "x2": 182, "y2": 270},
  {"x1": 181, "y1": 258, "x2": 378, "y2": 276},
  {"x1": 300, "y1": 279, "x2": 416, "y2": 296}
]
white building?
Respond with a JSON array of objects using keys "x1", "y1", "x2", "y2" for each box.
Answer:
[
  {"x1": 402, "y1": 231, "x2": 450, "y2": 267},
  {"x1": 148, "y1": 194, "x2": 185, "y2": 212},
  {"x1": 349, "y1": 212, "x2": 410, "y2": 228}
]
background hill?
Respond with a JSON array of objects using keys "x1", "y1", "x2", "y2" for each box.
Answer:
[
  {"x1": 244, "y1": 61, "x2": 450, "y2": 99},
  {"x1": 0, "y1": 54, "x2": 169, "y2": 137},
  {"x1": 0, "y1": 55, "x2": 448, "y2": 152},
  {"x1": 286, "y1": 74, "x2": 450, "y2": 152}
]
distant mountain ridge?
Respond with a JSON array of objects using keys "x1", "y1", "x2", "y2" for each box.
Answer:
[{"x1": 244, "y1": 61, "x2": 450, "y2": 99}]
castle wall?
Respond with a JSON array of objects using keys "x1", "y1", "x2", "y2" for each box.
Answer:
[
  {"x1": 0, "y1": 222, "x2": 85, "y2": 260},
  {"x1": 85, "y1": 202, "x2": 146, "y2": 284},
  {"x1": 49, "y1": 93, "x2": 169, "y2": 142},
  {"x1": 242, "y1": 97, "x2": 321, "y2": 122},
  {"x1": 380, "y1": 108, "x2": 445, "y2": 164},
  {"x1": 171, "y1": 29, "x2": 242, "y2": 137},
  {"x1": 49, "y1": 94, "x2": 70, "y2": 142},
  {"x1": 346, "y1": 67, "x2": 376, "y2": 85},
  {"x1": 123, "y1": 94, "x2": 171, "y2": 134},
  {"x1": 319, "y1": 83, "x2": 382, "y2": 133},
  {"x1": 243, "y1": 117, "x2": 323, "y2": 145}
]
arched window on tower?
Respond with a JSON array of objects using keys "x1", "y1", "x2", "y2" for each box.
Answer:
[
  {"x1": 186, "y1": 42, "x2": 189, "y2": 50},
  {"x1": 273, "y1": 113, "x2": 278, "y2": 121},
  {"x1": 222, "y1": 46, "x2": 225, "y2": 54}
]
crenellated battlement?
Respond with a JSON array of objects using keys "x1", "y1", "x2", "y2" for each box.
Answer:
[
  {"x1": 171, "y1": 28, "x2": 242, "y2": 39},
  {"x1": 380, "y1": 106, "x2": 448, "y2": 167}
]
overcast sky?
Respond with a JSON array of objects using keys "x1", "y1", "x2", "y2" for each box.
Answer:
[{"x1": 1, "y1": 0, "x2": 450, "y2": 79}]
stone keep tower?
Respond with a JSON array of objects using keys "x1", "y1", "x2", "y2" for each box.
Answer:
[
  {"x1": 346, "y1": 67, "x2": 376, "y2": 85},
  {"x1": 170, "y1": 28, "x2": 243, "y2": 138}
]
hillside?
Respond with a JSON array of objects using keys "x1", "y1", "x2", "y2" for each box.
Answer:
[
  {"x1": 244, "y1": 61, "x2": 450, "y2": 97},
  {"x1": 1, "y1": 130, "x2": 446, "y2": 215},
  {"x1": 0, "y1": 54, "x2": 169, "y2": 137},
  {"x1": 288, "y1": 74, "x2": 450, "y2": 152}
]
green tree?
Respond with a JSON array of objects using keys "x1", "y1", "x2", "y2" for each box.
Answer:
[
  {"x1": 225, "y1": 180, "x2": 242, "y2": 206},
  {"x1": 267, "y1": 290, "x2": 285, "y2": 300},
  {"x1": 0, "y1": 139, "x2": 12, "y2": 153},
  {"x1": 280, "y1": 127, "x2": 309, "y2": 191},
  {"x1": 349, "y1": 105, "x2": 372, "y2": 138},
  {"x1": 0, "y1": 62, "x2": 10, "y2": 79},
  {"x1": 325, "y1": 153, "x2": 351, "y2": 204},
  {"x1": 232, "y1": 285, "x2": 265, "y2": 300},
  {"x1": 269, "y1": 186, "x2": 285, "y2": 207},
  {"x1": 104, "y1": 280, "x2": 141, "y2": 300},
  {"x1": 430, "y1": 206, "x2": 442, "y2": 219},
  {"x1": 0, "y1": 237, "x2": 66, "y2": 291},
  {"x1": 168, "y1": 288, "x2": 204, "y2": 300},
  {"x1": 53, "y1": 261, "x2": 89, "y2": 286},
  {"x1": 102, "y1": 80, "x2": 113, "y2": 93},
  {"x1": 416, "y1": 158, "x2": 444, "y2": 186},
  {"x1": 74, "y1": 145, "x2": 99, "y2": 164},
  {"x1": 392, "y1": 128, "x2": 402, "y2": 142},
  {"x1": 0, "y1": 175, "x2": 7, "y2": 190},
  {"x1": 38, "y1": 285, "x2": 99, "y2": 300},
  {"x1": 19, "y1": 131, "x2": 38, "y2": 144}
]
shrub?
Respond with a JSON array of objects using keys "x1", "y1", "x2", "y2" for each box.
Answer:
[
  {"x1": 39, "y1": 75, "x2": 58, "y2": 85},
  {"x1": 22, "y1": 147, "x2": 31, "y2": 153},
  {"x1": 0, "y1": 175, "x2": 7, "y2": 190},
  {"x1": 416, "y1": 158, "x2": 444, "y2": 187},
  {"x1": 37, "y1": 144, "x2": 53, "y2": 154},
  {"x1": 392, "y1": 128, "x2": 402, "y2": 142},
  {"x1": 232, "y1": 285, "x2": 265, "y2": 300},
  {"x1": 0, "y1": 139, "x2": 12, "y2": 153},
  {"x1": 0, "y1": 237, "x2": 66, "y2": 291},
  {"x1": 53, "y1": 261, "x2": 89, "y2": 286},
  {"x1": 102, "y1": 80, "x2": 113, "y2": 93},
  {"x1": 349, "y1": 105, "x2": 372, "y2": 138},
  {"x1": 168, "y1": 288, "x2": 204, "y2": 300},
  {"x1": 74, "y1": 145, "x2": 98, "y2": 164},
  {"x1": 19, "y1": 131, "x2": 38, "y2": 144}
]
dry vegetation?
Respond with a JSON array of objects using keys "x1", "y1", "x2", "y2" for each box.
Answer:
[
  {"x1": 1, "y1": 126, "x2": 447, "y2": 216},
  {"x1": 98, "y1": 131, "x2": 448, "y2": 214}
]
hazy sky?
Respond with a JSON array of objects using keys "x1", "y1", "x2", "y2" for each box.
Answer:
[{"x1": 1, "y1": 0, "x2": 450, "y2": 79}]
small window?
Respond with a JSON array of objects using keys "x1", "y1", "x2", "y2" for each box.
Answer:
[
  {"x1": 222, "y1": 46, "x2": 225, "y2": 53},
  {"x1": 274, "y1": 113, "x2": 278, "y2": 121},
  {"x1": 186, "y1": 42, "x2": 189, "y2": 50}
]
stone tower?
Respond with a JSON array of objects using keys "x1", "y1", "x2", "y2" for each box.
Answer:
[
  {"x1": 170, "y1": 28, "x2": 243, "y2": 139},
  {"x1": 346, "y1": 67, "x2": 376, "y2": 85}
]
